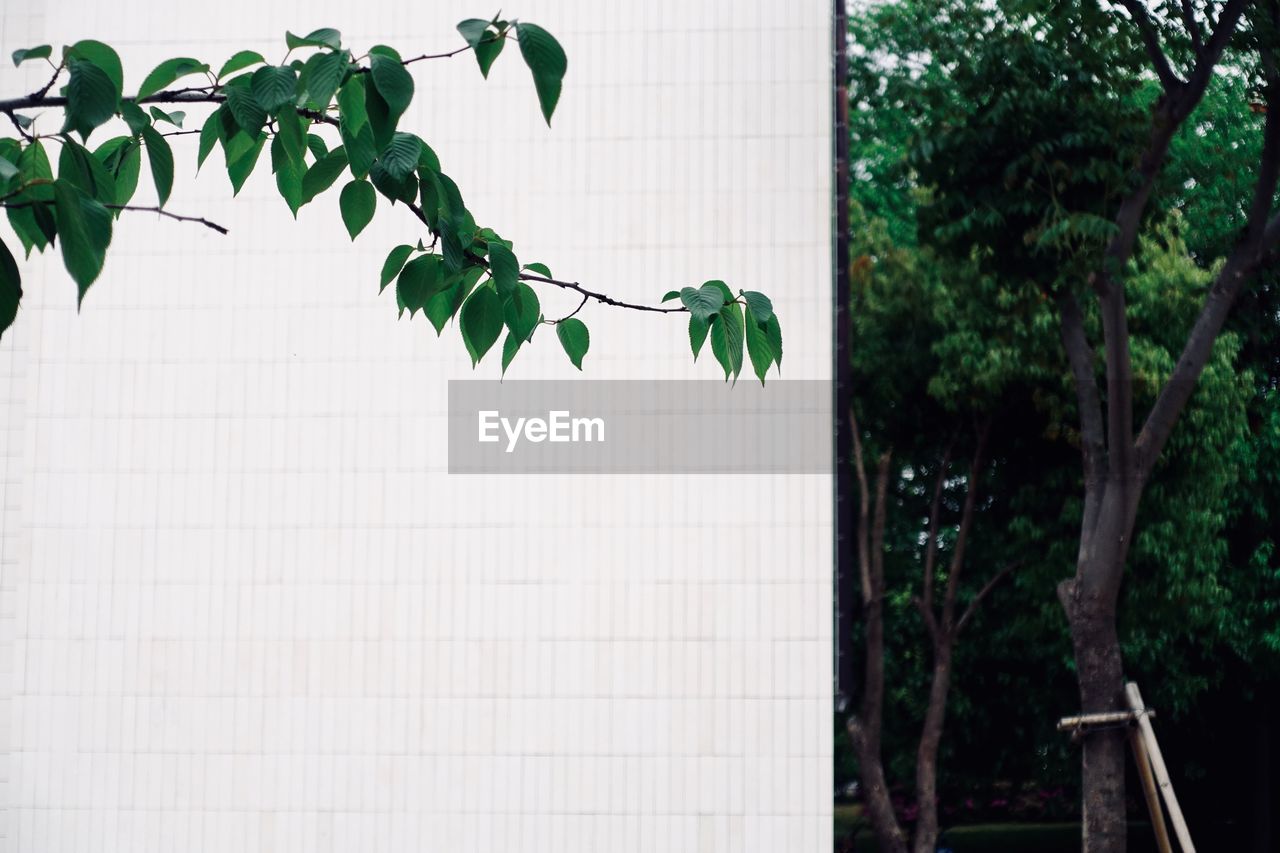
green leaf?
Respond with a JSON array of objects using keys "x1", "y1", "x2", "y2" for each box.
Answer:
[
  {"x1": 689, "y1": 314, "x2": 709, "y2": 360},
  {"x1": 742, "y1": 290, "x2": 774, "y2": 326},
  {"x1": 52, "y1": 179, "x2": 112, "y2": 304},
  {"x1": 300, "y1": 49, "x2": 347, "y2": 108},
  {"x1": 0, "y1": 237, "x2": 22, "y2": 340},
  {"x1": 475, "y1": 36, "x2": 505, "y2": 78},
  {"x1": 556, "y1": 317, "x2": 589, "y2": 370},
  {"x1": 140, "y1": 124, "x2": 174, "y2": 207},
  {"x1": 662, "y1": 290, "x2": 681, "y2": 302},
  {"x1": 709, "y1": 302, "x2": 745, "y2": 383},
  {"x1": 136, "y1": 57, "x2": 208, "y2": 100},
  {"x1": 764, "y1": 315, "x2": 783, "y2": 370},
  {"x1": 12, "y1": 45, "x2": 51, "y2": 67},
  {"x1": 370, "y1": 54, "x2": 413, "y2": 121},
  {"x1": 113, "y1": 142, "x2": 141, "y2": 206},
  {"x1": 457, "y1": 19, "x2": 491, "y2": 47},
  {"x1": 64, "y1": 59, "x2": 119, "y2": 139},
  {"x1": 344, "y1": 126, "x2": 377, "y2": 180},
  {"x1": 270, "y1": 135, "x2": 303, "y2": 215},
  {"x1": 368, "y1": 44, "x2": 402, "y2": 61},
  {"x1": 488, "y1": 241, "x2": 520, "y2": 300},
  {"x1": 460, "y1": 283, "x2": 504, "y2": 365},
  {"x1": 516, "y1": 23, "x2": 567, "y2": 125},
  {"x1": 58, "y1": 138, "x2": 115, "y2": 203},
  {"x1": 306, "y1": 133, "x2": 328, "y2": 160},
  {"x1": 275, "y1": 108, "x2": 305, "y2": 164},
  {"x1": 300, "y1": 146, "x2": 348, "y2": 203},
  {"x1": 379, "y1": 244, "x2": 414, "y2": 292},
  {"x1": 118, "y1": 100, "x2": 151, "y2": 134},
  {"x1": 396, "y1": 254, "x2": 444, "y2": 318},
  {"x1": 679, "y1": 283, "x2": 725, "y2": 322},
  {"x1": 339, "y1": 180, "x2": 376, "y2": 239},
  {"x1": 224, "y1": 87, "x2": 267, "y2": 136},
  {"x1": 337, "y1": 76, "x2": 367, "y2": 132},
  {"x1": 523, "y1": 262, "x2": 552, "y2": 278},
  {"x1": 227, "y1": 132, "x2": 266, "y2": 195},
  {"x1": 378, "y1": 132, "x2": 421, "y2": 181},
  {"x1": 744, "y1": 305, "x2": 774, "y2": 385},
  {"x1": 198, "y1": 109, "x2": 221, "y2": 170},
  {"x1": 504, "y1": 282, "x2": 540, "y2": 341},
  {"x1": 286, "y1": 28, "x2": 341, "y2": 51},
  {"x1": 501, "y1": 330, "x2": 522, "y2": 377},
  {"x1": 218, "y1": 50, "x2": 265, "y2": 80},
  {"x1": 250, "y1": 66, "x2": 298, "y2": 112},
  {"x1": 704, "y1": 279, "x2": 734, "y2": 303},
  {"x1": 148, "y1": 106, "x2": 185, "y2": 128},
  {"x1": 66, "y1": 40, "x2": 123, "y2": 95}
]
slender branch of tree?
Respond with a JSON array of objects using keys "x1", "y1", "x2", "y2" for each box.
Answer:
[
  {"x1": 850, "y1": 406, "x2": 873, "y2": 605},
  {"x1": 1180, "y1": 0, "x2": 1204, "y2": 54},
  {"x1": 32, "y1": 61, "x2": 64, "y2": 101},
  {"x1": 1135, "y1": 62, "x2": 1280, "y2": 474},
  {"x1": 553, "y1": 293, "x2": 589, "y2": 323},
  {"x1": 955, "y1": 560, "x2": 1022, "y2": 635},
  {"x1": 0, "y1": 38, "x2": 694, "y2": 320},
  {"x1": 106, "y1": 205, "x2": 230, "y2": 234},
  {"x1": 0, "y1": 201, "x2": 230, "y2": 234},
  {"x1": 1057, "y1": 291, "x2": 1107, "y2": 555},
  {"x1": 919, "y1": 439, "x2": 954, "y2": 626},
  {"x1": 1116, "y1": 0, "x2": 1182, "y2": 91},
  {"x1": 940, "y1": 419, "x2": 990, "y2": 633},
  {"x1": 2, "y1": 109, "x2": 33, "y2": 141}
]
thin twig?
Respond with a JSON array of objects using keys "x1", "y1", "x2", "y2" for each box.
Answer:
[
  {"x1": 554, "y1": 293, "x2": 589, "y2": 323},
  {"x1": 107, "y1": 205, "x2": 229, "y2": 234}
]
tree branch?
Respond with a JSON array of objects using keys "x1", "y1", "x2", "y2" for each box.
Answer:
[
  {"x1": 1135, "y1": 56, "x2": 1280, "y2": 475},
  {"x1": 955, "y1": 560, "x2": 1021, "y2": 635},
  {"x1": 1, "y1": 201, "x2": 230, "y2": 234},
  {"x1": 940, "y1": 419, "x2": 991, "y2": 633},
  {"x1": 1057, "y1": 291, "x2": 1107, "y2": 552},
  {"x1": 1180, "y1": 0, "x2": 1204, "y2": 54},
  {"x1": 920, "y1": 440, "x2": 955, "y2": 622},
  {"x1": 850, "y1": 406, "x2": 874, "y2": 606},
  {"x1": 1117, "y1": 0, "x2": 1182, "y2": 92}
]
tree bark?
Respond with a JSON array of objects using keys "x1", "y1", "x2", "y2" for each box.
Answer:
[
  {"x1": 1063, "y1": 574, "x2": 1128, "y2": 853},
  {"x1": 910, "y1": 639, "x2": 953, "y2": 853}
]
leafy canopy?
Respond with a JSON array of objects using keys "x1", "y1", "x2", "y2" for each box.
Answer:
[{"x1": 0, "y1": 18, "x2": 782, "y2": 381}]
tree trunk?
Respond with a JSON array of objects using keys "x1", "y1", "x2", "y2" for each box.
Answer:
[
  {"x1": 1062, "y1": 574, "x2": 1128, "y2": 853},
  {"x1": 910, "y1": 640, "x2": 953, "y2": 853}
]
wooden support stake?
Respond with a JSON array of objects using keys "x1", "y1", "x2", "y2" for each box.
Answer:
[
  {"x1": 1126, "y1": 682, "x2": 1195, "y2": 853},
  {"x1": 1130, "y1": 724, "x2": 1173, "y2": 853}
]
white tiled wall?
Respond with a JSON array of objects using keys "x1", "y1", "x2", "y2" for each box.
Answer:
[{"x1": 0, "y1": 1, "x2": 832, "y2": 850}]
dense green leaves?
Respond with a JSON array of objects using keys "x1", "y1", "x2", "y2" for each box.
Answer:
[
  {"x1": 339, "y1": 180, "x2": 376, "y2": 238},
  {"x1": 516, "y1": 23, "x2": 566, "y2": 124},
  {"x1": 136, "y1": 57, "x2": 208, "y2": 99},
  {"x1": 0, "y1": 21, "x2": 778, "y2": 385}
]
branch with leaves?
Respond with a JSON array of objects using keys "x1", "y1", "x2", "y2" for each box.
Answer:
[{"x1": 0, "y1": 18, "x2": 782, "y2": 382}]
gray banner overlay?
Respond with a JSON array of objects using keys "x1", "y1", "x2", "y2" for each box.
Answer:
[{"x1": 448, "y1": 380, "x2": 833, "y2": 474}]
